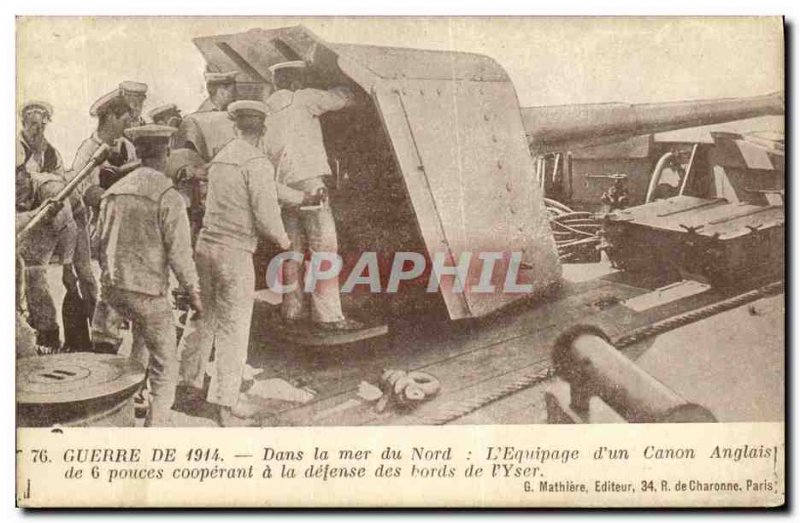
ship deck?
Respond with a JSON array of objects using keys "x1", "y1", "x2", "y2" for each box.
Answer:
[{"x1": 45, "y1": 262, "x2": 785, "y2": 427}]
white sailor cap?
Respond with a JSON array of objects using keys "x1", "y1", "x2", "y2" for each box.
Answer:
[
  {"x1": 119, "y1": 81, "x2": 148, "y2": 96},
  {"x1": 204, "y1": 71, "x2": 239, "y2": 85},
  {"x1": 227, "y1": 100, "x2": 267, "y2": 119},
  {"x1": 268, "y1": 60, "x2": 306, "y2": 80},
  {"x1": 20, "y1": 100, "x2": 54, "y2": 119},
  {"x1": 148, "y1": 103, "x2": 181, "y2": 121},
  {"x1": 123, "y1": 124, "x2": 176, "y2": 143},
  {"x1": 89, "y1": 90, "x2": 131, "y2": 117}
]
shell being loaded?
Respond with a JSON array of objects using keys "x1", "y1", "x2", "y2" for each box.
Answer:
[
  {"x1": 522, "y1": 92, "x2": 784, "y2": 154},
  {"x1": 193, "y1": 25, "x2": 561, "y2": 321}
]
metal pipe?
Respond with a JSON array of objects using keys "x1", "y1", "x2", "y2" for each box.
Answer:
[
  {"x1": 552, "y1": 325, "x2": 717, "y2": 423},
  {"x1": 645, "y1": 151, "x2": 674, "y2": 204},
  {"x1": 679, "y1": 143, "x2": 700, "y2": 197},
  {"x1": 566, "y1": 152, "x2": 573, "y2": 200}
]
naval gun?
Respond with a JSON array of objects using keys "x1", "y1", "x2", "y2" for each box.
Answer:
[
  {"x1": 19, "y1": 25, "x2": 784, "y2": 429},
  {"x1": 190, "y1": 25, "x2": 784, "y2": 326},
  {"x1": 162, "y1": 27, "x2": 773, "y2": 428},
  {"x1": 522, "y1": 93, "x2": 784, "y2": 210},
  {"x1": 193, "y1": 25, "x2": 562, "y2": 327}
]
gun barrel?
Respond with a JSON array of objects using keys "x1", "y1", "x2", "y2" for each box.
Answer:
[{"x1": 524, "y1": 91, "x2": 784, "y2": 153}]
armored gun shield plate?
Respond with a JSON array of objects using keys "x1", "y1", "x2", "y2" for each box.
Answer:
[
  {"x1": 194, "y1": 26, "x2": 562, "y2": 321},
  {"x1": 17, "y1": 353, "x2": 145, "y2": 405}
]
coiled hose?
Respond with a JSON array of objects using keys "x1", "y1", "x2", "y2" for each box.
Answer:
[{"x1": 544, "y1": 198, "x2": 602, "y2": 263}]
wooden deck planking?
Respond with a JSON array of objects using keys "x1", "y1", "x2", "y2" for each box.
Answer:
[
  {"x1": 247, "y1": 280, "x2": 620, "y2": 404},
  {"x1": 268, "y1": 281, "x2": 647, "y2": 426},
  {"x1": 252, "y1": 274, "x2": 775, "y2": 426}
]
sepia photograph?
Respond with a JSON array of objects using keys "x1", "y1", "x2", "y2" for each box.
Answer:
[{"x1": 13, "y1": 15, "x2": 785, "y2": 507}]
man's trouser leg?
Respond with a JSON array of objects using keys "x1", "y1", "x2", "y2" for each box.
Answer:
[
  {"x1": 24, "y1": 265, "x2": 60, "y2": 348},
  {"x1": 303, "y1": 205, "x2": 345, "y2": 324},
  {"x1": 90, "y1": 296, "x2": 125, "y2": 353},
  {"x1": 178, "y1": 239, "x2": 217, "y2": 390},
  {"x1": 16, "y1": 256, "x2": 26, "y2": 314},
  {"x1": 72, "y1": 227, "x2": 98, "y2": 314},
  {"x1": 253, "y1": 242, "x2": 271, "y2": 290},
  {"x1": 205, "y1": 245, "x2": 254, "y2": 408},
  {"x1": 107, "y1": 288, "x2": 176, "y2": 427},
  {"x1": 280, "y1": 210, "x2": 307, "y2": 321},
  {"x1": 130, "y1": 328, "x2": 150, "y2": 374},
  {"x1": 16, "y1": 312, "x2": 39, "y2": 359},
  {"x1": 62, "y1": 264, "x2": 92, "y2": 352}
]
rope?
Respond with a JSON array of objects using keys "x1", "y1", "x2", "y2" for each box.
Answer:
[
  {"x1": 418, "y1": 365, "x2": 556, "y2": 425},
  {"x1": 613, "y1": 280, "x2": 783, "y2": 349}
]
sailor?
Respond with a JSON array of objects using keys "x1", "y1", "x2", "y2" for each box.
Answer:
[
  {"x1": 18, "y1": 101, "x2": 64, "y2": 176},
  {"x1": 16, "y1": 137, "x2": 77, "y2": 353},
  {"x1": 263, "y1": 60, "x2": 363, "y2": 331},
  {"x1": 70, "y1": 89, "x2": 137, "y2": 197},
  {"x1": 176, "y1": 69, "x2": 306, "y2": 273},
  {"x1": 600, "y1": 174, "x2": 630, "y2": 212},
  {"x1": 165, "y1": 148, "x2": 208, "y2": 245},
  {"x1": 16, "y1": 158, "x2": 65, "y2": 359},
  {"x1": 172, "y1": 71, "x2": 238, "y2": 161},
  {"x1": 17, "y1": 101, "x2": 74, "y2": 276},
  {"x1": 177, "y1": 100, "x2": 290, "y2": 426},
  {"x1": 18, "y1": 100, "x2": 96, "y2": 352},
  {"x1": 196, "y1": 70, "x2": 238, "y2": 113},
  {"x1": 70, "y1": 89, "x2": 138, "y2": 353},
  {"x1": 17, "y1": 216, "x2": 52, "y2": 359},
  {"x1": 95, "y1": 124, "x2": 201, "y2": 427},
  {"x1": 119, "y1": 80, "x2": 148, "y2": 126},
  {"x1": 149, "y1": 103, "x2": 183, "y2": 128}
]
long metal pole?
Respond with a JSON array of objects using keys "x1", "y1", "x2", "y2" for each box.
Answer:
[{"x1": 17, "y1": 143, "x2": 110, "y2": 242}]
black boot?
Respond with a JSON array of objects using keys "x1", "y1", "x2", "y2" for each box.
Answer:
[
  {"x1": 62, "y1": 289, "x2": 91, "y2": 353},
  {"x1": 35, "y1": 329, "x2": 61, "y2": 354},
  {"x1": 173, "y1": 384, "x2": 211, "y2": 417},
  {"x1": 92, "y1": 341, "x2": 119, "y2": 354}
]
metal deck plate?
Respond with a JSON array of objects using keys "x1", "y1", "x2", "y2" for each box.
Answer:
[
  {"x1": 267, "y1": 320, "x2": 389, "y2": 347},
  {"x1": 17, "y1": 353, "x2": 145, "y2": 405},
  {"x1": 622, "y1": 280, "x2": 711, "y2": 312}
]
